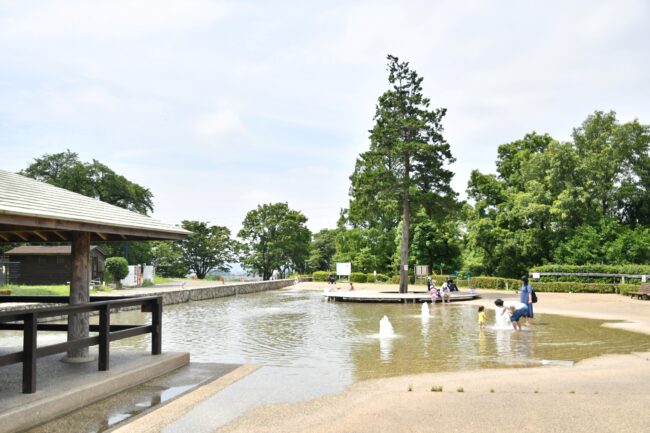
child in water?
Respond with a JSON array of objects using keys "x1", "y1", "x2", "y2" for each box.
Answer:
[
  {"x1": 349, "y1": 282, "x2": 355, "y2": 291},
  {"x1": 478, "y1": 305, "x2": 487, "y2": 329}
]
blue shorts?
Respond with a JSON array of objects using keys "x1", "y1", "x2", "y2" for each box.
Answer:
[{"x1": 511, "y1": 307, "x2": 528, "y2": 322}]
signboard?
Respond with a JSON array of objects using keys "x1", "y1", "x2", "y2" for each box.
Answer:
[
  {"x1": 415, "y1": 265, "x2": 429, "y2": 276},
  {"x1": 532, "y1": 272, "x2": 540, "y2": 279},
  {"x1": 336, "y1": 262, "x2": 352, "y2": 276}
]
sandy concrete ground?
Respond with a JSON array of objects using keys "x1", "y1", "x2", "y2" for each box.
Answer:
[{"x1": 212, "y1": 282, "x2": 650, "y2": 433}]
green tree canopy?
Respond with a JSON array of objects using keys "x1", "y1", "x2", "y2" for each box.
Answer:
[
  {"x1": 178, "y1": 221, "x2": 238, "y2": 279},
  {"x1": 238, "y1": 203, "x2": 311, "y2": 279},
  {"x1": 308, "y1": 229, "x2": 337, "y2": 272},
  {"x1": 465, "y1": 111, "x2": 650, "y2": 276},
  {"x1": 348, "y1": 55, "x2": 456, "y2": 292},
  {"x1": 20, "y1": 149, "x2": 154, "y2": 215}
]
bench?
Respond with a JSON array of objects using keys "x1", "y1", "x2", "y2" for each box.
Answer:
[{"x1": 629, "y1": 283, "x2": 650, "y2": 300}]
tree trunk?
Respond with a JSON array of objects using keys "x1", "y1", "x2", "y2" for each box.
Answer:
[
  {"x1": 400, "y1": 189, "x2": 410, "y2": 294},
  {"x1": 67, "y1": 231, "x2": 90, "y2": 359}
]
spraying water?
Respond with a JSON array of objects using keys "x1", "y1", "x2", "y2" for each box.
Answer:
[
  {"x1": 379, "y1": 315, "x2": 395, "y2": 337},
  {"x1": 494, "y1": 306, "x2": 512, "y2": 329},
  {"x1": 421, "y1": 302, "x2": 430, "y2": 319}
]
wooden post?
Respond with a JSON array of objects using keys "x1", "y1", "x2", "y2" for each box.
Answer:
[
  {"x1": 23, "y1": 313, "x2": 37, "y2": 393},
  {"x1": 67, "y1": 231, "x2": 90, "y2": 359},
  {"x1": 98, "y1": 304, "x2": 110, "y2": 371}
]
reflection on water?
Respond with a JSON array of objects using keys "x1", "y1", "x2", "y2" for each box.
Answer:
[{"x1": 3, "y1": 288, "x2": 650, "y2": 397}]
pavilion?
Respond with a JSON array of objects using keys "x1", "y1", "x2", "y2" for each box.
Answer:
[{"x1": 0, "y1": 169, "x2": 190, "y2": 359}]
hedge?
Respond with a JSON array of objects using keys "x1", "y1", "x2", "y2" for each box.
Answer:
[
  {"x1": 366, "y1": 273, "x2": 389, "y2": 283},
  {"x1": 0, "y1": 289, "x2": 10, "y2": 295},
  {"x1": 531, "y1": 264, "x2": 650, "y2": 276},
  {"x1": 312, "y1": 271, "x2": 332, "y2": 282},
  {"x1": 350, "y1": 272, "x2": 367, "y2": 283}
]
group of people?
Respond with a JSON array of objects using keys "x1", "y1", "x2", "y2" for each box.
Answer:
[
  {"x1": 427, "y1": 277, "x2": 459, "y2": 303},
  {"x1": 477, "y1": 275, "x2": 535, "y2": 330}
]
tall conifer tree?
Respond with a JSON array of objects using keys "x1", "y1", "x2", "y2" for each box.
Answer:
[{"x1": 349, "y1": 55, "x2": 454, "y2": 293}]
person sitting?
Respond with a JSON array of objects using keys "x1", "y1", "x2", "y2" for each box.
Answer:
[
  {"x1": 440, "y1": 282, "x2": 450, "y2": 303},
  {"x1": 447, "y1": 278, "x2": 459, "y2": 292}
]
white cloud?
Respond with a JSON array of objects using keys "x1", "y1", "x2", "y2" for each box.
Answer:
[
  {"x1": 1, "y1": 0, "x2": 648, "y2": 233},
  {"x1": 195, "y1": 110, "x2": 246, "y2": 145},
  {"x1": 0, "y1": 0, "x2": 237, "y2": 41}
]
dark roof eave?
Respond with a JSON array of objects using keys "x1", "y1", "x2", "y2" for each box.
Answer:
[{"x1": 0, "y1": 213, "x2": 189, "y2": 242}]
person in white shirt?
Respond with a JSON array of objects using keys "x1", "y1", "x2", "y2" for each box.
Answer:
[{"x1": 494, "y1": 298, "x2": 528, "y2": 331}]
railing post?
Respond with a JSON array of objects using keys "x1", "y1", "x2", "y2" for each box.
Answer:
[
  {"x1": 98, "y1": 304, "x2": 110, "y2": 371},
  {"x1": 151, "y1": 297, "x2": 162, "y2": 355},
  {"x1": 23, "y1": 313, "x2": 37, "y2": 394}
]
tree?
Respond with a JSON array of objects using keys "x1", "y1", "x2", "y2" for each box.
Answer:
[
  {"x1": 20, "y1": 150, "x2": 154, "y2": 215},
  {"x1": 178, "y1": 221, "x2": 238, "y2": 279},
  {"x1": 464, "y1": 111, "x2": 650, "y2": 276},
  {"x1": 105, "y1": 257, "x2": 129, "y2": 289},
  {"x1": 308, "y1": 229, "x2": 337, "y2": 272},
  {"x1": 238, "y1": 203, "x2": 311, "y2": 279},
  {"x1": 349, "y1": 55, "x2": 455, "y2": 292},
  {"x1": 150, "y1": 241, "x2": 187, "y2": 277}
]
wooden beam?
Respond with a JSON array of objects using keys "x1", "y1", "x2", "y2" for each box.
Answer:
[
  {"x1": 0, "y1": 214, "x2": 188, "y2": 241},
  {"x1": 0, "y1": 233, "x2": 9, "y2": 242},
  {"x1": 53, "y1": 231, "x2": 67, "y2": 240},
  {"x1": 96, "y1": 232, "x2": 108, "y2": 241},
  {"x1": 12, "y1": 231, "x2": 28, "y2": 241},
  {"x1": 33, "y1": 231, "x2": 48, "y2": 241}
]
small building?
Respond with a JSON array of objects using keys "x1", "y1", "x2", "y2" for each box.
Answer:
[{"x1": 4, "y1": 245, "x2": 107, "y2": 285}]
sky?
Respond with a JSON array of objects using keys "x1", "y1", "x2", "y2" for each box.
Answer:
[{"x1": 1, "y1": 0, "x2": 649, "y2": 234}]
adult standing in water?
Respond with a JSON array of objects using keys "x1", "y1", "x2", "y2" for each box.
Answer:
[{"x1": 520, "y1": 275, "x2": 534, "y2": 327}]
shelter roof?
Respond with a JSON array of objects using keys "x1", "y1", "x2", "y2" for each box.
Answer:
[
  {"x1": 5, "y1": 245, "x2": 105, "y2": 256},
  {"x1": 0, "y1": 169, "x2": 190, "y2": 242}
]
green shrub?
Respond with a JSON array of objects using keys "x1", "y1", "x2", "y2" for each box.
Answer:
[
  {"x1": 350, "y1": 272, "x2": 367, "y2": 283},
  {"x1": 374, "y1": 273, "x2": 389, "y2": 282},
  {"x1": 530, "y1": 264, "x2": 650, "y2": 284},
  {"x1": 470, "y1": 276, "x2": 520, "y2": 290},
  {"x1": 391, "y1": 275, "x2": 400, "y2": 284},
  {"x1": 105, "y1": 257, "x2": 129, "y2": 289},
  {"x1": 312, "y1": 271, "x2": 331, "y2": 282},
  {"x1": 618, "y1": 284, "x2": 641, "y2": 295},
  {"x1": 532, "y1": 282, "x2": 618, "y2": 294},
  {"x1": 0, "y1": 289, "x2": 11, "y2": 295}
]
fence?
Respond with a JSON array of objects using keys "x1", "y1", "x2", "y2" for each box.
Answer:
[{"x1": 0, "y1": 295, "x2": 162, "y2": 393}]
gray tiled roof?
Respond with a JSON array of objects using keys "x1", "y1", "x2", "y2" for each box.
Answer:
[
  {"x1": 5, "y1": 245, "x2": 104, "y2": 255},
  {"x1": 0, "y1": 169, "x2": 189, "y2": 240}
]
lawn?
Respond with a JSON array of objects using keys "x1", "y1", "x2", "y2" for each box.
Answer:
[{"x1": 4, "y1": 284, "x2": 112, "y2": 296}]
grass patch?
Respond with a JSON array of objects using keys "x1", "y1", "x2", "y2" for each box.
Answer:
[
  {"x1": 534, "y1": 389, "x2": 539, "y2": 394},
  {"x1": 407, "y1": 384, "x2": 413, "y2": 392},
  {"x1": 430, "y1": 385, "x2": 443, "y2": 392},
  {"x1": 490, "y1": 389, "x2": 495, "y2": 393},
  {"x1": 456, "y1": 387, "x2": 464, "y2": 393},
  {"x1": 6, "y1": 285, "x2": 112, "y2": 296},
  {"x1": 569, "y1": 390, "x2": 575, "y2": 394}
]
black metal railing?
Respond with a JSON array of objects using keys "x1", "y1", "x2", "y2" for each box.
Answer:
[{"x1": 0, "y1": 295, "x2": 162, "y2": 393}]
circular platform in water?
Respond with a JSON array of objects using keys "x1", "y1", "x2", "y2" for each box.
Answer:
[{"x1": 323, "y1": 290, "x2": 480, "y2": 303}]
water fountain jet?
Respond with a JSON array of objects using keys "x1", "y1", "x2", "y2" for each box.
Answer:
[{"x1": 379, "y1": 315, "x2": 394, "y2": 337}]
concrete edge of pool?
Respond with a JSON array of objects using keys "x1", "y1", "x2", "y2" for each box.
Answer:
[
  {"x1": 323, "y1": 290, "x2": 480, "y2": 303},
  {"x1": 0, "y1": 351, "x2": 189, "y2": 433},
  {"x1": 109, "y1": 364, "x2": 261, "y2": 433}
]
